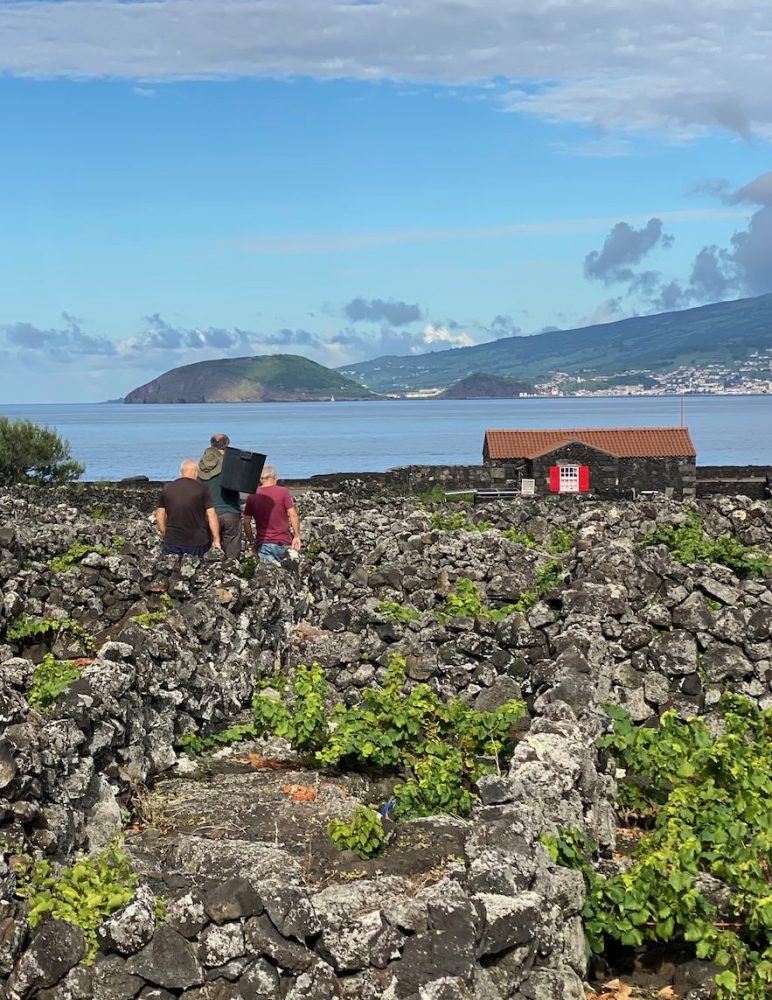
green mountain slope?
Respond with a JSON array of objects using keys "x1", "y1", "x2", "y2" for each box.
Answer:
[
  {"x1": 338, "y1": 294, "x2": 772, "y2": 392},
  {"x1": 124, "y1": 354, "x2": 378, "y2": 403},
  {"x1": 438, "y1": 373, "x2": 534, "y2": 399}
]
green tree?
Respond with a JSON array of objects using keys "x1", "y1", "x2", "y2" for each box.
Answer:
[{"x1": 0, "y1": 417, "x2": 84, "y2": 485}]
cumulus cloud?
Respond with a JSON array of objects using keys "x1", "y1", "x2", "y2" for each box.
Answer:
[
  {"x1": 655, "y1": 171, "x2": 772, "y2": 307},
  {"x1": 327, "y1": 321, "x2": 475, "y2": 362},
  {"x1": 0, "y1": 313, "x2": 323, "y2": 371},
  {"x1": 488, "y1": 314, "x2": 523, "y2": 338},
  {"x1": 261, "y1": 328, "x2": 324, "y2": 348},
  {"x1": 578, "y1": 298, "x2": 626, "y2": 328},
  {"x1": 117, "y1": 314, "x2": 256, "y2": 355},
  {"x1": 0, "y1": 308, "x2": 484, "y2": 390},
  {"x1": 1, "y1": 313, "x2": 116, "y2": 361},
  {"x1": 580, "y1": 171, "x2": 772, "y2": 317},
  {"x1": 584, "y1": 219, "x2": 673, "y2": 285},
  {"x1": 422, "y1": 323, "x2": 475, "y2": 349},
  {"x1": 1, "y1": 1, "x2": 771, "y2": 139},
  {"x1": 344, "y1": 297, "x2": 422, "y2": 326}
]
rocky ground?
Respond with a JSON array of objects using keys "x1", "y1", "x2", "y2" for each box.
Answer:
[{"x1": 2, "y1": 484, "x2": 772, "y2": 998}]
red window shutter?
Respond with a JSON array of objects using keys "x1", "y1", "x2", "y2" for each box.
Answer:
[
  {"x1": 549, "y1": 466, "x2": 560, "y2": 492},
  {"x1": 578, "y1": 465, "x2": 590, "y2": 492}
]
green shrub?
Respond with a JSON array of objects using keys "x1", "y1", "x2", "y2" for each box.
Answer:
[
  {"x1": 15, "y1": 842, "x2": 138, "y2": 962},
  {"x1": 252, "y1": 662, "x2": 328, "y2": 753},
  {"x1": 7, "y1": 616, "x2": 63, "y2": 643},
  {"x1": 416, "y1": 484, "x2": 447, "y2": 504},
  {"x1": 438, "y1": 565, "x2": 562, "y2": 623},
  {"x1": 6, "y1": 615, "x2": 94, "y2": 652},
  {"x1": 645, "y1": 511, "x2": 772, "y2": 578},
  {"x1": 547, "y1": 696, "x2": 772, "y2": 999},
  {"x1": 501, "y1": 527, "x2": 536, "y2": 547},
  {"x1": 377, "y1": 600, "x2": 422, "y2": 622},
  {"x1": 0, "y1": 416, "x2": 84, "y2": 486},
  {"x1": 27, "y1": 654, "x2": 83, "y2": 712},
  {"x1": 394, "y1": 743, "x2": 474, "y2": 818},
  {"x1": 129, "y1": 611, "x2": 167, "y2": 628},
  {"x1": 327, "y1": 805, "x2": 386, "y2": 859},
  {"x1": 430, "y1": 511, "x2": 491, "y2": 532},
  {"x1": 180, "y1": 722, "x2": 257, "y2": 756},
  {"x1": 533, "y1": 559, "x2": 563, "y2": 593},
  {"x1": 440, "y1": 577, "x2": 489, "y2": 620},
  {"x1": 547, "y1": 527, "x2": 573, "y2": 553},
  {"x1": 51, "y1": 543, "x2": 109, "y2": 573},
  {"x1": 253, "y1": 655, "x2": 526, "y2": 852}
]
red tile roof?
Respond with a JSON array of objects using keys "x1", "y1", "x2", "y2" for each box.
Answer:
[{"x1": 484, "y1": 427, "x2": 696, "y2": 460}]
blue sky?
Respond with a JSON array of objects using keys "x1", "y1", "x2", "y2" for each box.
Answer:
[{"x1": 0, "y1": 0, "x2": 771, "y2": 402}]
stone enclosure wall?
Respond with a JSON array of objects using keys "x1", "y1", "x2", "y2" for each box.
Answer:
[{"x1": 2, "y1": 486, "x2": 772, "y2": 998}]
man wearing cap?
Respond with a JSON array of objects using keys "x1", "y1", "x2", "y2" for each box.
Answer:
[{"x1": 198, "y1": 433, "x2": 242, "y2": 560}]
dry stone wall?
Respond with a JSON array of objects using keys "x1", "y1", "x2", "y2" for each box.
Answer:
[{"x1": 2, "y1": 486, "x2": 772, "y2": 998}]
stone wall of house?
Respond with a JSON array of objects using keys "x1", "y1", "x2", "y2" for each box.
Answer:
[{"x1": 488, "y1": 446, "x2": 698, "y2": 499}]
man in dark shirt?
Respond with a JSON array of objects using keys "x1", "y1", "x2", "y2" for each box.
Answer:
[
  {"x1": 243, "y1": 465, "x2": 301, "y2": 563},
  {"x1": 198, "y1": 433, "x2": 242, "y2": 560},
  {"x1": 156, "y1": 458, "x2": 221, "y2": 557}
]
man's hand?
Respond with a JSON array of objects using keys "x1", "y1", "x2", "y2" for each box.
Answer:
[
  {"x1": 155, "y1": 508, "x2": 167, "y2": 537},
  {"x1": 289, "y1": 507, "x2": 301, "y2": 551},
  {"x1": 206, "y1": 507, "x2": 221, "y2": 549}
]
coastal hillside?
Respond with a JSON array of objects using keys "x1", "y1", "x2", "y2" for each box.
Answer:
[
  {"x1": 437, "y1": 373, "x2": 534, "y2": 399},
  {"x1": 124, "y1": 354, "x2": 378, "y2": 403},
  {"x1": 338, "y1": 293, "x2": 772, "y2": 392}
]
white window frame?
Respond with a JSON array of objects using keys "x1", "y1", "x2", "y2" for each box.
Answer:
[{"x1": 559, "y1": 465, "x2": 580, "y2": 493}]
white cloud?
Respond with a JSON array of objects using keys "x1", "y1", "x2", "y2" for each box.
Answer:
[
  {"x1": 421, "y1": 323, "x2": 475, "y2": 349},
  {"x1": 0, "y1": 311, "x2": 485, "y2": 393},
  {"x1": 1, "y1": 1, "x2": 772, "y2": 138}
]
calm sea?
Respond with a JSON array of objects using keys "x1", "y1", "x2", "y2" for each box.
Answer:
[{"x1": 1, "y1": 396, "x2": 770, "y2": 481}]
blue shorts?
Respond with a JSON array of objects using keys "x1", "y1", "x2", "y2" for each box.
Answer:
[{"x1": 257, "y1": 543, "x2": 288, "y2": 563}]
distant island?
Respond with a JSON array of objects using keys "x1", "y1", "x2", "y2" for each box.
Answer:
[
  {"x1": 438, "y1": 373, "x2": 534, "y2": 399},
  {"x1": 124, "y1": 354, "x2": 378, "y2": 403}
]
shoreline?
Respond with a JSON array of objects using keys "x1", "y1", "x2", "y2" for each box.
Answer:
[{"x1": 3, "y1": 389, "x2": 772, "y2": 406}]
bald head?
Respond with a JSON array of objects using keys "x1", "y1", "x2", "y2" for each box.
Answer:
[{"x1": 180, "y1": 459, "x2": 199, "y2": 479}]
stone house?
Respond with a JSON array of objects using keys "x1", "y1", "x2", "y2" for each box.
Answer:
[{"x1": 483, "y1": 427, "x2": 697, "y2": 499}]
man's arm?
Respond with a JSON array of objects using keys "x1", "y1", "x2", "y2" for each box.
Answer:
[
  {"x1": 155, "y1": 507, "x2": 167, "y2": 537},
  {"x1": 288, "y1": 507, "x2": 301, "y2": 551},
  {"x1": 206, "y1": 507, "x2": 222, "y2": 548}
]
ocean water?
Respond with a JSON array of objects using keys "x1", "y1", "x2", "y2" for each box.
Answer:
[{"x1": 1, "y1": 396, "x2": 770, "y2": 481}]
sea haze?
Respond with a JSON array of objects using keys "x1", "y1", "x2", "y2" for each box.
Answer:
[{"x1": 1, "y1": 396, "x2": 770, "y2": 482}]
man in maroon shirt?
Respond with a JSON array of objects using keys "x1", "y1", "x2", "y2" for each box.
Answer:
[{"x1": 242, "y1": 465, "x2": 301, "y2": 563}]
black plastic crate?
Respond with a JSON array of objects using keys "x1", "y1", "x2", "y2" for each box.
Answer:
[{"x1": 221, "y1": 447, "x2": 266, "y2": 494}]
